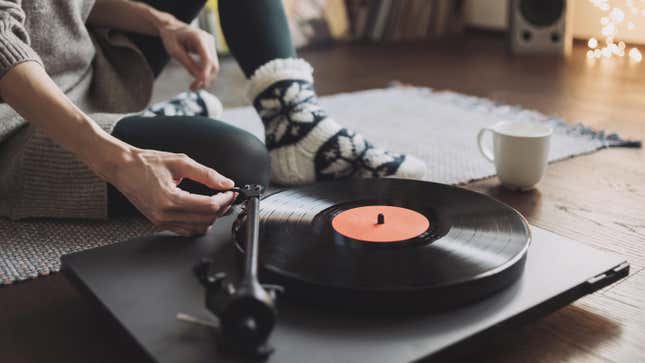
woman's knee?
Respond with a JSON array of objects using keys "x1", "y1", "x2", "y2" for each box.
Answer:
[
  {"x1": 218, "y1": 123, "x2": 271, "y2": 187},
  {"x1": 112, "y1": 115, "x2": 271, "y2": 188},
  {"x1": 174, "y1": 116, "x2": 271, "y2": 187}
]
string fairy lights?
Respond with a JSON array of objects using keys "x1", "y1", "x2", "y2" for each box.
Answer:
[{"x1": 587, "y1": 0, "x2": 642, "y2": 62}]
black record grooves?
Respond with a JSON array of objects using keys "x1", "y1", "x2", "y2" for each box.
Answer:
[{"x1": 234, "y1": 179, "x2": 531, "y2": 312}]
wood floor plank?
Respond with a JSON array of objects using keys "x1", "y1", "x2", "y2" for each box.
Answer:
[
  {"x1": 476, "y1": 305, "x2": 618, "y2": 363},
  {"x1": 602, "y1": 267, "x2": 645, "y2": 310},
  {"x1": 574, "y1": 292, "x2": 645, "y2": 362},
  {"x1": 475, "y1": 278, "x2": 645, "y2": 363}
]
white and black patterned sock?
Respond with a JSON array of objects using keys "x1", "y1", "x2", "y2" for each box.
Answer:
[
  {"x1": 143, "y1": 90, "x2": 223, "y2": 119},
  {"x1": 248, "y1": 58, "x2": 426, "y2": 185}
]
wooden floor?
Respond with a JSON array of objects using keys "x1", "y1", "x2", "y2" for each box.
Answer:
[{"x1": 2, "y1": 32, "x2": 644, "y2": 362}]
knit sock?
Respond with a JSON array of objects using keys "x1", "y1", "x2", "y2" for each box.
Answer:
[
  {"x1": 143, "y1": 90, "x2": 223, "y2": 119},
  {"x1": 248, "y1": 58, "x2": 427, "y2": 185}
]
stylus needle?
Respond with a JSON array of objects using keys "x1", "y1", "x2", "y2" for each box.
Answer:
[{"x1": 176, "y1": 312, "x2": 220, "y2": 329}]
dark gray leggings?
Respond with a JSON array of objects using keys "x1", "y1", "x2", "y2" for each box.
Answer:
[{"x1": 108, "y1": 0, "x2": 294, "y2": 216}]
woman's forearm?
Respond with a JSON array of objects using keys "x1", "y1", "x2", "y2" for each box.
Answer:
[
  {"x1": 0, "y1": 61, "x2": 132, "y2": 180},
  {"x1": 87, "y1": 0, "x2": 182, "y2": 36}
]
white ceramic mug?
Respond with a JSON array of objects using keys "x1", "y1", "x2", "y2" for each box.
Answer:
[{"x1": 477, "y1": 121, "x2": 552, "y2": 190}]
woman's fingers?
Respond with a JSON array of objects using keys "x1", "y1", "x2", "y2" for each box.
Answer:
[
  {"x1": 195, "y1": 34, "x2": 219, "y2": 82},
  {"x1": 157, "y1": 195, "x2": 233, "y2": 237},
  {"x1": 172, "y1": 188, "x2": 236, "y2": 214},
  {"x1": 190, "y1": 79, "x2": 202, "y2": 91},
  {"x1": 193, "y1": 43, "x2": 211, "y2": 82},
  {"x1": 169, "y1": 44, "x2": 202, "y2": 81},
  {"x1": 185, "y1": 32, "x2": 218, "y2": 89},
  {"x1": 205, "y1": 62, "x2": 219, "y2": 87},
  {"x1": 158, "y1": 193, "x2": 234, "y2": 235},
  {"x1": 169, "y1": 155, "x2": 234, "y2": 191}
]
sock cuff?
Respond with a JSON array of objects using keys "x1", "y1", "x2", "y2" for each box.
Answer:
[{"x1": 247, "y1": 58, "x2": 314, "y2": 101}]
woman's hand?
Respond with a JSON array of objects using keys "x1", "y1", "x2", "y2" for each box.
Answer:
[
  {"x1": 88, "y1": 2, "x2": 219, "y2": 90},
  {"x1": 158, "y1": 21, "x2": 219, "y2": 91},
  {"x1": 101, "y1": 146, "x2": 236, "y2": 237}
]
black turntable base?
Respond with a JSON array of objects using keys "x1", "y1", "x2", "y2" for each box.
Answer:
[{"x1": 61, "y1": 180, "x2": 629, "y2": 362}]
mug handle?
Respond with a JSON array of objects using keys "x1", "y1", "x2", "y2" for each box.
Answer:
[{"x1": 477, "y1": 128, "x2": 495, "y2": 163}]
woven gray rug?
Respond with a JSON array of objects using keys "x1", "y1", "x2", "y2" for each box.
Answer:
[{"x1": 0, "y1": 87, "x2": 637, "y2": 284}]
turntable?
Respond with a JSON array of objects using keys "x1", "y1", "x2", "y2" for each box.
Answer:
[{"x1": 61, "y1": 179, "x2": 629, "y2": 362}]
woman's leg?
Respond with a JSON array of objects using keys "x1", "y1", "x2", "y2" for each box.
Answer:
[
  {"x1": 108, "y1": 115, "x2": 270, "y2": 216},
  {"x1": 218, "y1": 0, "x2": 426, "y2": 185},
  {"x1": 129, "y1": 0, "x2": 207, "y2": 76},
  {"x1": 218, "y1": 0, "x2": 295, "y2": 77}
]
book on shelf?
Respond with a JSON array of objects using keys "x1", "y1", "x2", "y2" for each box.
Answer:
[{"x1": 345, "y1": 0, "x2": 464, "y2": 43}]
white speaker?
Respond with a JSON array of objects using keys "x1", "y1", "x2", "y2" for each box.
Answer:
[{"x1": 508, "y1": 0, "x2": 573, "y2": 55}]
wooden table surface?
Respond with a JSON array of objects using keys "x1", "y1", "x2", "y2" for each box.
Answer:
[{"x1": 1, "y1": 32, "x2": 644, "y2": 362}]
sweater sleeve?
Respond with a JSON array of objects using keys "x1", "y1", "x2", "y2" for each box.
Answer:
[{"x1": 0, "y1": 0, "x2": 43, "y2": 79}]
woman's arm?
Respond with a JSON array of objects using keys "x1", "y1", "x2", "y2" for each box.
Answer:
[
  {"x1": 0, "y1": 61, "x2": 235, "y2": 236},
  {"x1": 1, "y1": 62, "x2": 121, "y2": 167},
  {"x1": 87, "y1": 0, "x2": 218, "y2": 90}
]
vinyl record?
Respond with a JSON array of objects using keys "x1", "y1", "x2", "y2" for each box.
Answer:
[{"x1": 234, "y1": 179, "x2": 530, "y2": 312}]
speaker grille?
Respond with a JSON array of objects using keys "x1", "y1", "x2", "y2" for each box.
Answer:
[{"x1": 519, "y1": 0, "x2": 564, "y2": 27}]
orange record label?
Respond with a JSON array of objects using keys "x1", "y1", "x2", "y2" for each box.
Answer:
[{"x1": 331, "y1": 205, "x2": 430, "y2": 243}]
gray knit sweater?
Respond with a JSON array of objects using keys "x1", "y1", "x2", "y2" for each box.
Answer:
[{"x1": 0, "y1": 0, "x2": 154, "y2": 220}]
